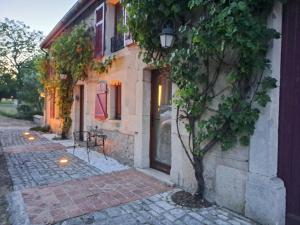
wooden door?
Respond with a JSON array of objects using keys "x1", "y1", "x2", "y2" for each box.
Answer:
[
  {"x1": 150, "y1": 70, "x2": 172, "y2": 174},
  {"x1": 79, "y1": 85, "x2": 84, "y2": 140},
  {"x1": 278, "y1": 1, "x2": 300, "y2": 224}
]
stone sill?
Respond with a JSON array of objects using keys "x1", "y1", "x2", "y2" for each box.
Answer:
[{"x1": 137, "y1": 168, "x2": 175, "y2": 188}]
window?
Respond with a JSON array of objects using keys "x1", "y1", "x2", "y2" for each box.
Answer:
[
  {"x1": 50, "y1": 90, "x2": 56, "y2": 119},
  {"x1": 123, "y1": 7, "x2": 133, "y2": 46},
  {"x1": 111, "y1": 2, "x2": 124, "y2": 52},
  {"x1": 95, "y1": 82, "x2": 108, "y2": 120},
  {"x1": 109, "y1": 81, "x2": 122, "y2": 120},
  {"x1": 94, "y1": 3, "x2": 105, "y2": 57},
  {"x1": 115, "y1": 2, "x2": 123, "y2": 36},
  {"x1": 115, "y1": 84, "x2": 121, "y2": 120}
]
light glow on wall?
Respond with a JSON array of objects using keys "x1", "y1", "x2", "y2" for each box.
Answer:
[
  {"x1": 110, "y1": 80, "x2": 122, "y2": 86},
  {"x1": 158, "y1": 84, "x2": 162, "y2": 108}
]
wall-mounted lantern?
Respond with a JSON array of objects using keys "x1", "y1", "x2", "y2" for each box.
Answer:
[
  {"x1": 60, "y1": 74, "x2": 68, "y2": 80},
  {"x1": 160, "y1": 22, "x2": 175, "y2": 49}
]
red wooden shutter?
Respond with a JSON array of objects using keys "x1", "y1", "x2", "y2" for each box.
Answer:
[
  {"x1": 95, "y1": 82, "x2": 108, "y2": 120},
  {"x1": 95, "y1": 3, "x2": 105, "y2": 57}
]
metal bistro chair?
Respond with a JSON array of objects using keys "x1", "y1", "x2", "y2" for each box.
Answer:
[{"x1": 73, "y1": 130, "x2": 107, "y2": 163}]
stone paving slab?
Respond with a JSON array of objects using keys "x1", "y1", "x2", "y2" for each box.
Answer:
[
  {"x1": 5, "y1": 150, "x2": 103, "y2": 191},
  {"x1": 0, "y1": 130, "x2": 50, "y2": 147},
  {"x1": 3, "y1": 143, "x2": 66, "y2": 154},
  {"x1": 0, "y1": 150, "x2": 12, "y2": 225},
  {"x1": 0, "y1": 115, "x2": 35, "y2": 130},
  {"x1": 21, "y1": 169, "x2": 171, "y2": 225},
  {"x1": 54, "y1": 190, "x2": 256, "y2": 225}
]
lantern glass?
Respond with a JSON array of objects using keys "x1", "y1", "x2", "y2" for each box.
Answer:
[
  {"x1": 60, "y1": 74, "x2": 68, "y2": 80},
  {"x1": 160, "y1": 23, "x2": 175, "y2": 48}
]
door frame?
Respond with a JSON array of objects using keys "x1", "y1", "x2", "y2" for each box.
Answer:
[
  {"x1": 278, "y1": 1, "x2": 300, "y2": 224},
  {"x1": 79, "y1": 85, "x2": 84, "y2": 140},
  {"x1": 149, "y1": 70, "x2": 171, "y2": 174}
]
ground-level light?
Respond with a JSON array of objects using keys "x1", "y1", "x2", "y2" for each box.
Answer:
[{"x1": 58, "y1": 157, "x2": 70, "y2": 165}]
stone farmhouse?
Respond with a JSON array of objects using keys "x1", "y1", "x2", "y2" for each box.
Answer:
[{"x1": 40, "y1": 1, "x2": 299, "y2": 224}]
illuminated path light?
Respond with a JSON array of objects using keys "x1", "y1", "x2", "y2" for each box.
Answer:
[
  {"x1": 28, "y1": 136, "x2": 35, "y2": 141},
  {"x1": 58, "y1": 157, "x2": 70, "y2": 165}
]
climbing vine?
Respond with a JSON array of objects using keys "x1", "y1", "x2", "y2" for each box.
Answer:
[
  {"x1": 124, "y1": 0, "x2": 280, "y2": 199},
  {"x1": 37, "y1": 23, "x2": 115, "y2": 138}
]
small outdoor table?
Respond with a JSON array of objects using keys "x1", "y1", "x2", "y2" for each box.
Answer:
[
  {"x1": 89, "y1": 126, "x2": 107, "y2": 157},
  {"x1": 73, "y1": 126, "x2": 107, "y2": 162}
]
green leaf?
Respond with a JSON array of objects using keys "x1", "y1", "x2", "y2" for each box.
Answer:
[{"x1": 240, "y1": 136, "x2": 250, "y2": 146}]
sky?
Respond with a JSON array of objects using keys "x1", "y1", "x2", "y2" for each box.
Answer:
[{"x1": 0, "y1": 0, "x2": 78, "y2": 36}]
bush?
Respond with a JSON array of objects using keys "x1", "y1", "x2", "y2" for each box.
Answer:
[
  {"x1": 17, "y1": 104, "x2": 32, "y2": 114},
  {"x1": 16, "y1": 104, "x2": 37, "y2": 120},
  {"x1": 29, "y1": 125, "x2": 50, "y2": 133}
]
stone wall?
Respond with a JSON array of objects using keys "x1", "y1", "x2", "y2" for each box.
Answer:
[
  {"x1": 101, "y1": 129, "x2": 134, "y2": 166},
  {"x1": 245, "y1": 3, "x2": 286, "y2": 225},
  {"x1": 171, "y1": 4, "x2": 286, "y2": 225}
]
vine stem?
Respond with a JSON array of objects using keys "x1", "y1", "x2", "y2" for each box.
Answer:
[{"x1": 250, "y1": 71, "x2": 264, "y2": 104}]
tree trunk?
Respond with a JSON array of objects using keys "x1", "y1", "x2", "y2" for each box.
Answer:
[{"x1": 193, "y1": 155, "x2": 205, "y2": 199}]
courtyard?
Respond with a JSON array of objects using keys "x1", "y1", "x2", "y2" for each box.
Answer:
[{"x1": 0, "y1": 115, "x2": 256, "y2": 225}]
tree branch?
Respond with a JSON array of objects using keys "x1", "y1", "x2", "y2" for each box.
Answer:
[{"x1": 176, "y1": 106, "x2": 194, "y2": 166}]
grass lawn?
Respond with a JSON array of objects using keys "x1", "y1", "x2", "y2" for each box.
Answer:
[{"x1": 0, "y1": 103, "x2": 18, "y2": 116}]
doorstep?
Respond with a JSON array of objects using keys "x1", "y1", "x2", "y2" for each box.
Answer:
[{"x1": 137, "y1": 168, "x2": 175, "y2": 188}]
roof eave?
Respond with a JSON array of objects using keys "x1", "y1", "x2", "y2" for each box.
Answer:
[{"x1": 40, "y1": 0, "x2": 97, "y2": 49}]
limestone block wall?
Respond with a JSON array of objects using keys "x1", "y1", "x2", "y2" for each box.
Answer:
[
  {"x1": 72, "y1": 46, "x2": 145, "y2": 166},
  {"x1": 101, "y1": 130, "x2": 134, "y2": 166},
  {"x1": 170, "y1": 4, "x2": 285, "y2": 225},
  {"x1": 45, "y1": 92, "x2": 60, "y2": 134},
  {"x1": 245, "y1": 3, "x2": 286, "y2": 225}
]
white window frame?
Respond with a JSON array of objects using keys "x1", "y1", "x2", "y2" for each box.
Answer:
[
  {"x1": 123, "y1": 7, "x2": 133, "y2": 46},
  {"x1": 94, "y1": 2, "x2": 105, "y2": 55}
]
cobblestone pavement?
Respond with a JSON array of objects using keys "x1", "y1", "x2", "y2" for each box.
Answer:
[
  {"x1": 54, "y1": 190, "x2": 256, "y2": 225},
  {"x1": 0, "y1": 149, "x2": 12, "y2": 225},
  {"x1": 0, "y1": 117, "x2": 258, "y2": 225},
  {"x1": 0, "y1": 114, "x2": 35, "y2": 130},
  {"x1": 21, "y1": 169, "x2": 171, "y2": 225},
  {"x1": 4, "y1": 142, "x2": 66, "y2": 154},
  {"x1": 6, "y1": 150, "x2": 102, "y2": 190},
  {"x1": 0, "y1": 130, "x2": 50, "y2": 147}
]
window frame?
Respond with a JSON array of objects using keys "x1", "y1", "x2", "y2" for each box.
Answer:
[
  {"x1": 94, "y1": 2, "x2": 105, "y2": 57},
  {"x1": 115, "y1": 84, "x2": 122, "y2": 120}
]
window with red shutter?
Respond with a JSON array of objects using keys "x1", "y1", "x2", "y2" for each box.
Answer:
[
  {"x1": 95, "y1": 82, "x2": 108, "y2": 120},
  {"x1": 115, "y1": 84, "x2": 121, "y2": 120},
  {"x1": 94, "y1": 3, "x2": 105, "y2": 57}
]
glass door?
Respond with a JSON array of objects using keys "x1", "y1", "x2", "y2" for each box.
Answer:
[{"x1": 150, "y1": 70, "x2": 172, "y2": 174}]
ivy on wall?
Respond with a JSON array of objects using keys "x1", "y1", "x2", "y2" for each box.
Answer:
[
  {"x1": 124, "y1": 0, "x2": 280, "y2": 199},
  {"x1": 37, "y1": 23, "x2": 115, "y2": 138}
]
